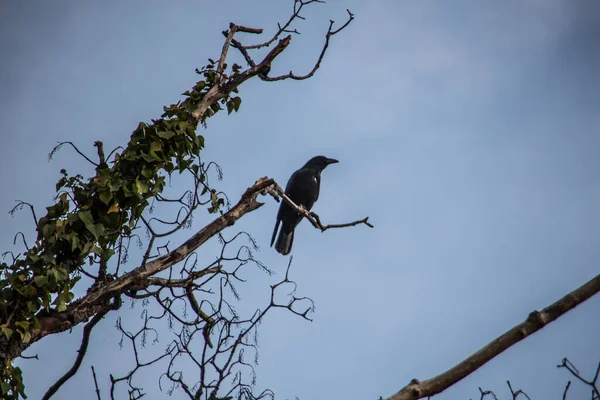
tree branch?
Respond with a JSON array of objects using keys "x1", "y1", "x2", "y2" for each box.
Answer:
[
  {"x1": 91, "y1": 366, "x2": 102, "y2": 400},
  {"x1": 260, "y1": 9, "x2": 354, "y2": 82},
  {"x1": 2, "y1": 178, "x2": 274, "y2": 363},
  {"x1": 388, "y1": 272, "x2": 600, "y2": 400},
  {"x1": 267, "y1": 182, "x2": 373, "y2": 231},
  {"x1": 41, "y1": 305, "x2": 110, "y2": 400},
  {"x1": 191, "y1": 29, "x2": 292, "y2": 121}
]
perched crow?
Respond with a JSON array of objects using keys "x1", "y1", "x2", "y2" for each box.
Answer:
[{"x1": 271, "y1": 156, "x2": 339, "y2": 255}]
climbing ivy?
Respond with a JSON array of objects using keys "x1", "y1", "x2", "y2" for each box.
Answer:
[{"x1": 0, "y1": 60, "x2": 243, "y2": 398}]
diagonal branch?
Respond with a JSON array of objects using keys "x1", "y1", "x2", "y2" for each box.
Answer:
[
  {"x1": 41, "y1": 305, "x2": 112, "y2": 400},
  {"x1": 191, "y1": 30, "x2": 292, "y2": 121},
  {"x1": 387, "y1": 272, "x2": 600, "y2": 400},
  {"x1": 267, "y1": 183, "x2": 373, "y2": 231}
]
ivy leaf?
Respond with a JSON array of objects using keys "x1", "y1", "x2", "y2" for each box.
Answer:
[
  {"x1": 231, "y1": 96, "x2": 242, "y2": 112},
  {"x1": 102, "y1": 248, "x2": 116, "y2": 260},
  {"x1": 157, "y1": 130, "x2": 176, "y2": 140},
  {"x1": 135, "y1": 179, "x2": 149, "y2": 194},
  {"x1": 71, "y1": 234, "x2": 80, "y2": 251},
  {"x1": 89, "y1": 223, "x2": 105, "y2": 240},
  {"x1": 141, "y1": 166, "x2": 154, "y2": 178},
  {"x1": 55, "y1": 298, "x2": 67, "y2": 312},
  {"x1": 34, "y1": 275, "x2": 48, "y2": 288},
  {"x1": 51, "y1": 267, "x2": 69, "y2": 283},
  {"x1": 91, "y1": 245, "x2": 102, "y2": 256},
  {"x1": 99, "y1": 191, "x2": 112, "y2": 205},
  {"x1": 107, "y1": 203, "x2": 120, "y2": 214},
  {"x1": 78, "y1": 210, "x2": 94, "y2": 231},
  {"x1": 26, "y1": 301, "x2": 38, "y2": 313},
  {"x1": 22, "y1": 331, "x2": 32, "y2": 344},
  {"x1": 14, "y1": 321, "x2": 30, "y2": 330},
  {"x1": 1, "y1": 327, "x2": 13, "y2": 340}
]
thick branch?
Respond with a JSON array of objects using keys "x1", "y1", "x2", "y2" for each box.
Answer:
[{"x1": 388, "y1": 272, "x2": 600, "y2": 400}]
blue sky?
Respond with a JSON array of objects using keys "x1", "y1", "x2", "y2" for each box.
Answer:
[{"x1": 1, "y1": 1, "x2": 599, "y2": 399}]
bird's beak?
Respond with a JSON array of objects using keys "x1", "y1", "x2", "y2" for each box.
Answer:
[{"x1": 326, "y1": 158, "x2": 339, "y2": 165}]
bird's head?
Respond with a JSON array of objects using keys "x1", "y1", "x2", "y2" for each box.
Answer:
[{"x1": 303, "y1": 155, "x2": 339, "y2": 171}]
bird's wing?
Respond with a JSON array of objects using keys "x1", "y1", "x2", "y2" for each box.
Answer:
[{"x1": 284, "y1": 168, "x2": 320, "y2": 210}]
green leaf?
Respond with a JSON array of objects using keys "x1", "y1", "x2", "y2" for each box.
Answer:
[
  {"x1": 67, "y1": 212, "x2": 80, "y2": 224},
  {"x1": 34, "y1": 275, "x2": 48, "y2": 288},
  {"x1": 91, "y1": 245, "x2": 102, "y2": 256},
  {"x1": 141, "y1": 166, "x2": 154, "y2": 178},
  {"x1": 22, "y1": 330, "x2": 31, "y2": 343},
  {"x1": 55, "y1": 299, "x2": 67, "y2": 312},
  {"x1": 42, "y1": 223, "x2": 55, "y2": 238},
  {"x1": 15, "y1": 321, "x2": 30, "y2": 329},
  {"x1": 1, "y1": 327, "x2": 13, "y2": 340},
  {"x1": 71, "y1": 234, "x2": 80, "y2": 251},
  {"x1": 82, "y1": 241, "x2": 94, "y2": 255},
  {"x1": 157, "y1": 130, "x2": 176, "y2": 140},
  {"x1": 89, "y1": 223, "x2": 105, "y2": 240},
  {"x1": 102, "y1": 248, "x2": 116, "y2": 260},
  {"x1": 99, "y1": 191, "x2": 112, "y2": 205},
  {"x1": 26, "y1": 301, "x2": 38, "y2": 313},
  {"x1": 0, "y1": 381, "x2": 10, "y2": 394},
  {"x1": 78, "y1": 210, "x2": 94, "y2": 230},
  {"x1": 51, "y1": 267, "x2": 68, "y2": 283},
  {"x1": 231, "y1": 96, "x2": 242, "y2": 112},
  {"x1": 135, "y1": 179, "x2": 149, "y2": 194}
]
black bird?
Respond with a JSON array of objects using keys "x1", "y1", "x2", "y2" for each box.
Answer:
[{"x1": 271, "y1": 155, "x2": 339, "y2": 255}]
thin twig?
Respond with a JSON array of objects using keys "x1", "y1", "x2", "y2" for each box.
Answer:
[
  {"x1": 91, "y1": 366, "x2": 102, "y2": 400},
  {"x1": 261, "y1": 9, "x2": 354, "y2": 82},
  {"x1": 563, "y1": 381, "x2": 571, "y2": 400},
  {"x1": 48, "y1": 141, "x2": 98, "y2": 166}
]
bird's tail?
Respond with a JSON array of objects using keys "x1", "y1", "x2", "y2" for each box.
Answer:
[{"x1": 275, "y1": 229, "x2": 294, "y2": 255}]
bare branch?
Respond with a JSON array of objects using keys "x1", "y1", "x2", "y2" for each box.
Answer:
[
  {"x1": 563, "y1": 381, "x2": 571, "y2": 400},
  {"x1": 387, "y1": 272, "x2": 600, "y2": 400},
  {"x1": 260, "y1": 9, "x2": 354, "y2": 82},
  {"x1": 243, "y1": 0, "x2": 324, "y2": 50},
  {"x1": 558, "y1": 358, "x2": 600, "y2": 399},
  {"x1": 41, "y1": 306, "x2": 111, "y2": 400},
  {"x1": 267, "y1": 182, "x2": 373, "y2": 231},
  {"x1": 12, "y1": 232, "x2": 29, "y2": 251},
  {"x1": 507, "y1": 380, "x2": 531, "y2": 400},
  {"x1": 48, "y1": 141, "x2": 98, "y2": 166},
  {"x1": 91, "y1": 366, "x2": 102, "y2": 400},
  {"x1": 18, "y1": 353, "x2": 38, "y2": 360},
  {"x1": 191, "y1": 31, "x2": 292, "y2": 121},
  {"x1": 9, "y1": 200, "x2": 38, "y2": 226}
]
